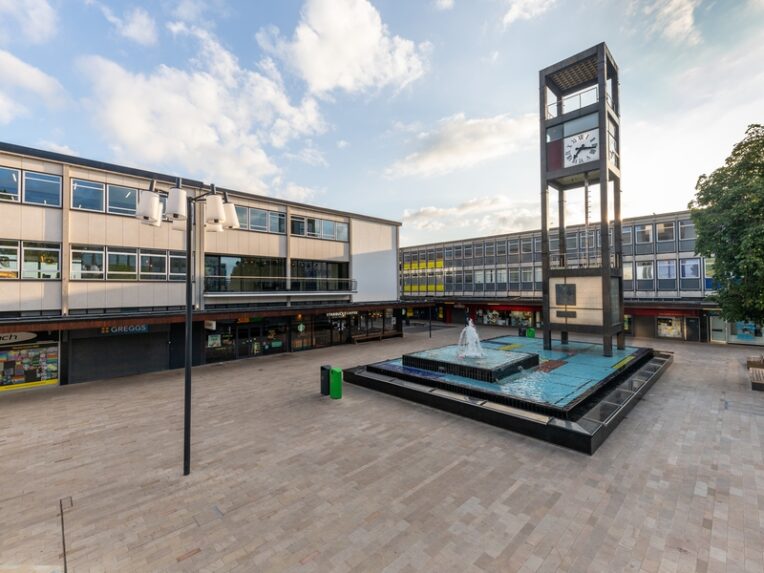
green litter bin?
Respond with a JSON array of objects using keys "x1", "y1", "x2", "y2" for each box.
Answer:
[
  {"x1": 330, "y1": 367, "x2": 343, "y2": 399},
  {"x1": 526, "y1": 327, "x2": 536, "y2": 338}
]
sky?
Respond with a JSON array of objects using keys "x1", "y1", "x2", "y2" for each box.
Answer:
[{"x1": 1, "y1": 0, "x2": 762, "y2": 246}]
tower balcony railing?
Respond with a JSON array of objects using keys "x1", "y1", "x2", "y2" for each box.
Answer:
[
  {"x1": 549, "y1": 254, "x2": 619, "y2": 270},
  {"x1": 545, "y1": 86, "x2": 615, "y2": 119},
  {"x1": 204, "y1": 275, "x2": 357, "y2": 294}
]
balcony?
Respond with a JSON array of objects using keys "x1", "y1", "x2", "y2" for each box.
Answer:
[{"x1": 204, "y1": 275, "x2": 357, "y2": 295}]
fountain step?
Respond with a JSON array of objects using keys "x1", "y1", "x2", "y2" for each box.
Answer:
[{"x1": 401, "y1": 347, "x2": 540, "y2": 383}]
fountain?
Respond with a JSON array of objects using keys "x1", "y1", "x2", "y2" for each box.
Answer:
[{"x1": 457, "y1": 319, "x2": 484, "y2": 358}]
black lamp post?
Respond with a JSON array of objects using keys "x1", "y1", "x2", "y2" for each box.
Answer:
[{"x1": 138, "y1": 180, "x2": 239, "y2": 476}]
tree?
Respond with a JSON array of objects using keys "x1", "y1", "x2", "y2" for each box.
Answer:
[{"x1": 689, "y1": 124, "x2": 764, "y2": 323}]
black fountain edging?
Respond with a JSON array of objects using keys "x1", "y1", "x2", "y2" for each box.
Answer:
[
  {"x1": 367, "y1": 346, "x2": 654, "y2": 419},
  {"x1": 344, "y1": 350, "x2": 673, "y2": 455}
]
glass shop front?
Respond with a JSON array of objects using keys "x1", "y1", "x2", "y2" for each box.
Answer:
[
  {"x1": 0, "y1": 331, "x2": 59, "y2": 393},
  {"x1": 204, "y1": 309, "x2": 402, "y2": 363}
]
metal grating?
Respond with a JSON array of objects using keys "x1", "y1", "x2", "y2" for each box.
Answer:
[{"x1": 549, "y1": 56, "x2": 597, "y2": 92}]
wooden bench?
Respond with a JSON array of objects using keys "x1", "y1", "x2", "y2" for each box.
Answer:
[
  {"x1": 351, "y1": 331, "x2": 402, "y2": 344},
  {"x1": 750, "y1": 367, "x2": 764, "y2": 391}
]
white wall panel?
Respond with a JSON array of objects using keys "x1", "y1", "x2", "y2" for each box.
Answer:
[{"x1": 350, "y1": 219, "x2": 398, "y2": 302}]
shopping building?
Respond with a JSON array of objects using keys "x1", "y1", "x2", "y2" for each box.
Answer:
[
  {"x1": 0, "y1": 142, "x2": 411, "y2": 393},
  {"x1": 400, "y1": 210, "x2": 761, "y2": 346}
]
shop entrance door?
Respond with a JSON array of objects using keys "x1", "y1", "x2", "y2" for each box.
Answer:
[
  {"x1": 236, "y1": 325, "x2": 262, "y2": 358},
  {"x1": 709, "y1": 315, "x2": 727, "y2": 343},
  {"x1": 685, "y1": 317, "x2": 701, "y2": 342},
  {"x1": 331, "y1": 318, "x2": 350, "y2": 345}
]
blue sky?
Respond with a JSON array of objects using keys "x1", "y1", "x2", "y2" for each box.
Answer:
[{"x1": 1, "y1": 0, "x2": 762, "y2": 245}]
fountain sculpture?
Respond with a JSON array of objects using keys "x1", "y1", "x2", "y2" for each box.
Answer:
[{"x1": 457, "y1": 319, "x2": 485, "y2": 358}]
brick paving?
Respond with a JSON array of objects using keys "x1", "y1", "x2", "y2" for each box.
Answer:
[{"x1": 0, "y1": 326, "x2": 762, "y2": 573}]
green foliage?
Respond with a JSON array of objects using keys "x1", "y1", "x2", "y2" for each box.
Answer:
[{"x1": 690, "y1": 124, "x2": 764, "y2": 323}]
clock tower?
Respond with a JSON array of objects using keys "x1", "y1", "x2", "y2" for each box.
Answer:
[{"x1": 539, "y1": 43, "x2": 624, "y2": 356}]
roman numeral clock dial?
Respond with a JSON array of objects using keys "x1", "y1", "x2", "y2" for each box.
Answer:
[{"x1": 563, "y1": 129, "x2": 600, "y2": 168}]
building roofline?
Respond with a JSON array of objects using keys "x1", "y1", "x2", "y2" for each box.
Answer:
[
  {"x1": 0, "y1": 141, "x2": 401, "y2": 227},
  {"x1": 400, "y1": 209, "x2": 694, "y2": 250}
]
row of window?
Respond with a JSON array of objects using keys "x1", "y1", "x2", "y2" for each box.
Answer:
[
  {"x1": 0, "y1": 167, "x2": 62, "y2": 206},
  {"x1": 0, "y1": 169, "x2": 348, "y2": 242},
  {"x1": 290, "y1": 216, "x2": 349, "y2": 242},
  {"x1": 0, "y1": 240, "x2": 187, "y2": 281},
  {"x1": 403, "y1": 258, "x2": 710, "y2": 281},
  {"x1": 401, "y1": 221, "x2": 697, "y2": 263}
]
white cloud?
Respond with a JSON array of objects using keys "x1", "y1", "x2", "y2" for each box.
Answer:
[
  {"x1": 621, "y1": 27, "x2": 764, "y2": 218},
  {"x1": 172, "y1": 0, "x2": 227, "y2": 22},
  {"x1": 276, "y1": 182, "x2": 322, "y2": 203},
  {"x1": 434, "y1": 0, "x2": 454, "y2": 10},
  {"x1": 643, "y1": 0, "x2": 701, "y2": 46},
  {"x1": 88, "y1": 2, "x2": 158, "y2": 46},
  {"x1": 38, "y1": 141, "x2": 78, "y2": 155},
  {"x1": 0, "y1": 49, "x2": 66, "y2": 123},
  {"x1": 0, "y1": 0, "x2": 56, "y2": 44},
  {"x1": 284, "y1": 144, "x2": 328, "y2": 167},
  {"x1": 503, "y1": 0, "x2": 556, "y2": 27},
  {"x1": 78, "y1": 23, "x2": 325, "y2": 193},
  {"x1": 336, "y1": 139, "x2": 349, "y2": 149},
  {"x1": 386, "y1": 112, "x2": 538, "y2": 178},
  {"x1": 258, "y1": 0, "x2": 430, "y2": 95},
  {"x1": 402, "y1": 196, "x2": 541, "y2": 239}
]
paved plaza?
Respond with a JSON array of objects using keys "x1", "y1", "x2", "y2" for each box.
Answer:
[{"x1": 1, "y1": 326, "x2": 763, "y2": 573}]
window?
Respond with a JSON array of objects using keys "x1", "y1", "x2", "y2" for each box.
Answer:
[
  {"x1": 250, "y1": 208, "x2": 267, "y2": 231},
  {"x1": 169, "y1": 252, "x2": 186, "y2": 281},
  {"x1": 140, "y1": 250, "x2": 167, "y2": 280},
  {"x1": 678, "y1": 220, "x2": 696, "y2": 240},
  {"x1": 475, "y1": 270, "x2": 484, "y2": 284},
  {"x1": 550, "y1": 234, "x2": 559, "y2": 252},
  {"x1": 509, "y1": 268, "x2": 519, "y2": 283},
  {"x1": 496, "y1": 241, "x2": 506, "y2": 256},
  {"x1": 0, "y1": 167, "x2": 19, "y2": 201},
  {"x1": 636, "y1": 261, "x2": 653, "y2": 280},
  {"x1": 454, "y1": 245, "x2": 462, "y2": 259},
  {"x1": 656, "y1": 222, "x2": 675, "y2": 242},
  {"x1": 291, "y1": 216, "x2": 306, "y2": 236},
  {"x1": 534, "y1": 267, "x2": 542, "y2": 282},
  {"x1": 657, "y1": 260, "x2": 676, "y2": 279},
  {"x1": 623, "y1": 262, "x2": 633, "y2": 281},
  {"x1": 336, "y1": 222, "x2": 348, "y2": 242},
  {"x1": 71, "y1": 179, "x2": 104, "y2": 211},
  {"x1": 704, "y1": 258, "x2": 715, "y2": 279},
  {"x1": 622, "y1": 227, "x2": 632, "y2": 245},
  {"x1": 321, "y1": 219, "x2": 335, "y2": 239},
  {"x1": 534, "y1": 237, "x2": 541, "y2": 253},
  {"x1": 22, "y1": 242, "x2": 60, "y2": 279},
  {"x1": 107, "y1": 249, "x2": 137, "y2": 280},
  {"x1": 464, "y1": 271, "x2": 473, "y2": 284},
  {"x1": 508, "y1": 239, "x2": 519, "y2": 255},
  {"x1": 521, "y1": 268, "x2": 533, "y2": 283},
  {"x1": 474, "y1": 244, "x2": 483, "y2": 258},
  {"x1": 235, "y1": 205, "x2": 248, "y2": 228},
  {"x1": 521, "y1": 238, "x2": 532, "y2": 254},
  {"x1": 635, "y1": 224, "x2": 652, "y2": 243},
  {"x1": 71, "y1": 246, "x2": 104, "y2": 279},
  {"x1": 566, "y1": 233, "x2": 578, "y2": 251},
  {"x1": 0, "y1": 240, "x2": 19, "y2": 278},
  {"x1": 563, "y1": 113, "x2": 598, "y2": 137},
  {"x1": 497, "y1": 268, "x2": 507, "y2": 283},
  {"x1": 24, "y1": 172, "x2": 61, "y2": 206},
  {"x1": 680, "y1": 258, "x2": 700, "y2": 279},
  {"x1": 108, "y1": 185, "x2": 137, "y2": 215},
  {"x1": 444, "y1": 247, "x2": 453, "y2": 260},
  {"x1": 464, "y1": 245, "x2": 472, "y2": 258},
  {"x1": 484, "y1": 242, "x2": 495, "y2": 256},
  {"x1": 269, "y1": 212, "x2": 286, "y2": 234},
  {"x1": 306, "y1": 218, "x2": 319, "y2": 237}
]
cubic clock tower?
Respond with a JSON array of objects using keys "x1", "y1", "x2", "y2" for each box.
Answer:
[{"x1": 539, "y1": 43, "x2": 624, "y2": 356}]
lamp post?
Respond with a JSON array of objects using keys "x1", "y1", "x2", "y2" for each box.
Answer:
[{"x1": 137, "y1": 179, "x2": 239, "y2": 476}]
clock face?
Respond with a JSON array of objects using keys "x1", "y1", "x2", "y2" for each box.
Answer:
[{"x1": 563, "y1": 129, "x2": 600, "y2": 167}]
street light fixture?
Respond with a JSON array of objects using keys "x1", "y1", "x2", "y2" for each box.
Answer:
[{"x1": 136, "y1": 179, "x2": 237, "y2": 476}]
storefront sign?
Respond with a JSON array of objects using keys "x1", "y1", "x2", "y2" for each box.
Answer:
[
  {"x1": 326, "y1": 311, "x2": 358, "y2": 318},
  {"x1": 207, "y1": 334, "x2": 222, "y2": 348},
  {"x1": 100, "y1": 325, "x2": 149, "y2": 336},
  {"x1": 204, "y1": 320, "x2": 217, "y2": 330},
  {"x1": 0, "y1": 332, "x2": 37, "y2": 346}
]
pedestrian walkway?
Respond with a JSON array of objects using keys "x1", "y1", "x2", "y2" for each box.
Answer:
[{"x1": 0, "y1": 327, "x2": 762, "y2": 572}]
